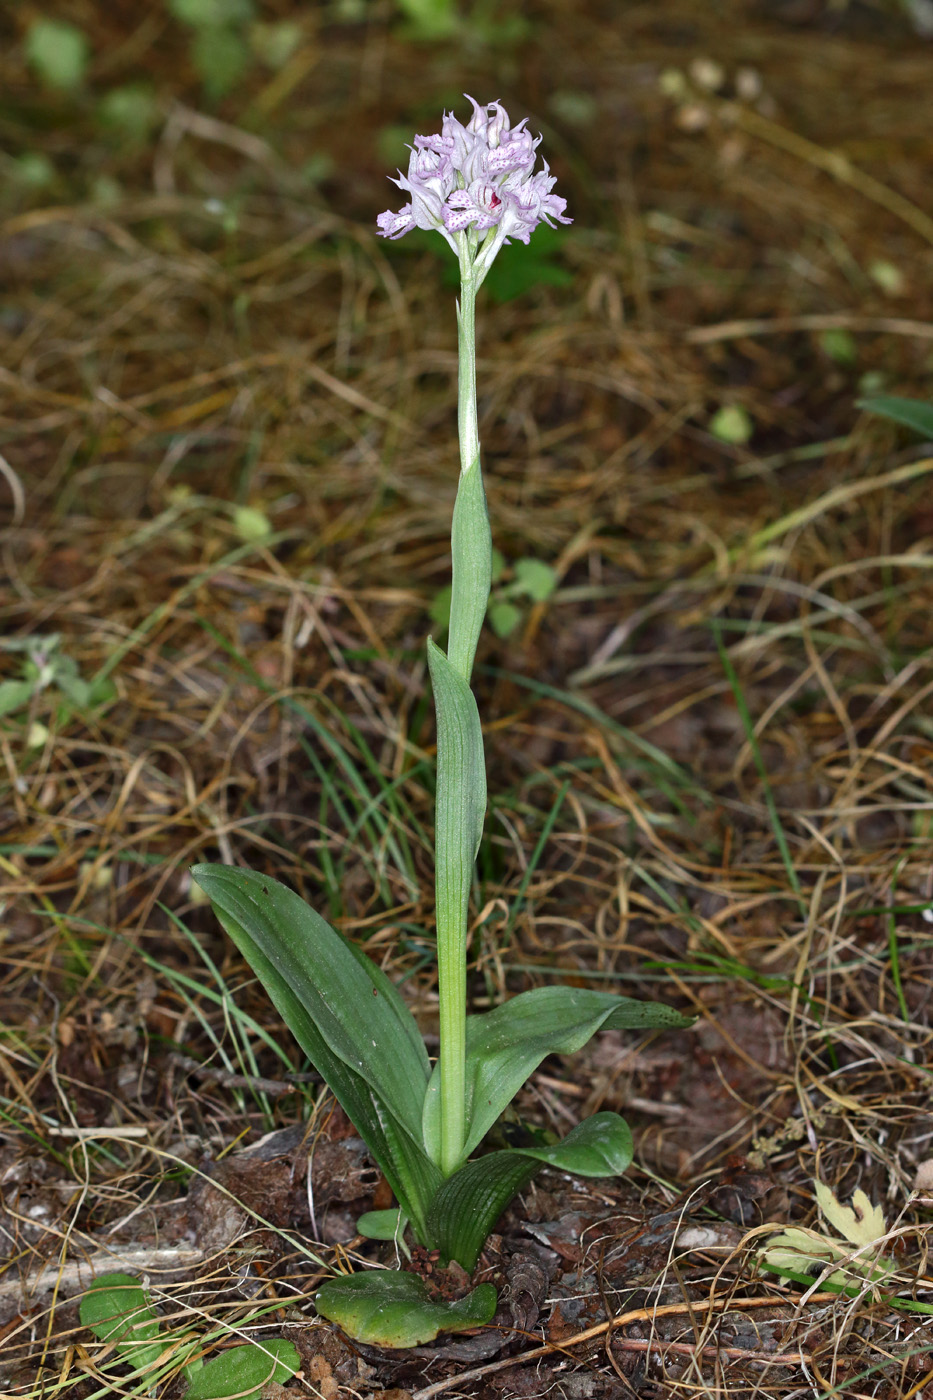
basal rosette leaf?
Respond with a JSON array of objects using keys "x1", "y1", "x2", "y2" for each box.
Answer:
[
  {"x1": 428, "y1": 1112, "x2": 634, "y2": 1271},
  {"x1": 423, "y1": 985, "x2": 692, "y2": 1167},
  {"x1": 315, "y1": 1270, "x2": 497, "y2": 1348},
  {"x1": 190, "y1": 865, "x2": 441, "y2": 1239}
]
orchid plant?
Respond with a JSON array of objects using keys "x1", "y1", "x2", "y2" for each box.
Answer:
[{"x1": 191, "y1": 97, "x2": 690, "y2": 1348}]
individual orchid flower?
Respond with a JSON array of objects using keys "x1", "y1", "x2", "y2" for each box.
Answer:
[
  {"x1": 486, "y1": 122, "x2": 538, "y2": 176},
  {"x1": 443, "y1": 181, "x2": 505, "y2": 234},
  {"x1": 376, "y1": 206, "x2": 416, "y2": 240},
  {"x1": 497, "y1": 162, "x2": 570, "y2": 245}
]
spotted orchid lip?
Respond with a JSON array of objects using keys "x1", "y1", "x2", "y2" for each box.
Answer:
[{"x1": 376, "y1": 96, "x2": 570, "y2": 259}]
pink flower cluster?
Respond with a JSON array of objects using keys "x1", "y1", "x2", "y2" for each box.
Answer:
[{"x1": 377, "y1": 96, "x2": 571, "y2": 250}]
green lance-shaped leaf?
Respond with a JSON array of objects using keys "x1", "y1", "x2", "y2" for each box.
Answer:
[
  {"x1": 446, "y1": 457, "x2": 492, "y2": 684},
  {"x1": 79, "y1": 1273, "x2": 164, "y2": 1371},
  {"x1": 857, "y1": 395, "x2": 933, "y2": 439},
  {"x1": 426, "y1": 638, "x2": 487, "y2": 1176},
  {"x1": 423, "y1": 985, "x2": 693, "y2": 1168},
  {"x1": 428, "y1": 1112, "x2": 635, "y2": 1272},
  {"x1": 182, "y1": 1339, "x2": 300, "y2": 1400},
  {"x1": 190, "y1": 865, "x2": 441, "y2": 1240},
  {"x1": 315, "y1": 1269, "x2": 497, "y2": 1349}
]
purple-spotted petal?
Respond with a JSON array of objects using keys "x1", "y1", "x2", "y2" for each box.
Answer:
[
  {"x1": 443, "y1": 181, "x2": 505, "y2": 233},
  {"x1": 487, "y1": 124, "x2": 537, "y2": 176}
]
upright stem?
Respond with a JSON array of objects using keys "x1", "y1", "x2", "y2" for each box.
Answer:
[
  {"x1": 457, "y1": 271, "x2": 479, "y2": 477},
  {"x1": 446, "y1": 272, "x2": 490, "y2": 684},
  {"x1": 435, "y1": 260, "x2": 491, "y2": 1177}
]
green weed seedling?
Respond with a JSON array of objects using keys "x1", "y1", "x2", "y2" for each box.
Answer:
[
  {"x1": 79, "y1": 1273, "x2": 300, "y2": 1396},
  {"x1": 0, "y1": 634, "x2": 115, "y2": 741},
  {"x1": 192, "y1": 97, "x2": 692, "y2": 1347},
  {"x1": 759, "y1": 1181, "x2": 933, "y2": 1318},
  {"x1": 392, "y1": 0, "x2": 531, "y2": 45},
  {"x1": 431, "y1": 548, "x2": 558, "y2": 640},
  {"x1": 24, "y1": 18, "x2": 89, "y2": 92}
]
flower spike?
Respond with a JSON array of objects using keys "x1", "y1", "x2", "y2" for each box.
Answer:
[{"x1": 376, "y1": 96, "x2": 570, "y2": 270}]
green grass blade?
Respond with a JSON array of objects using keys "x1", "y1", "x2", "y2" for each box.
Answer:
[{"x1": 713, "y1": 620, "x2": 808, "y2": 920}]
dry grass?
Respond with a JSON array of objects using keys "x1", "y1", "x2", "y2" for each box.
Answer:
[{"x1": 1, "y1": 1, "x2": 933, "y2": 1396}]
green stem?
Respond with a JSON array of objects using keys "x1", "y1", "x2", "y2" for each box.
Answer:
[
  {"x1": 446, "y1": 272, "x2": 491, "y2": 682},
  {"x1": 434, "y1": 258, "x2": 492, "y2": 1177},
  {"x1": 457, "y1": 270, "x2": 479, "y2": 477},
  {"x1": 435, "y1": 817, "x2": 467, "y2": 1177}
]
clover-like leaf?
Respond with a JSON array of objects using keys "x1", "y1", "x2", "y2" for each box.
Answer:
[
  {"x1": 488, "y1": 600, "x2": 521, "y2": 638},
  {"x1": 513, "y1": 558, "x2": 557, "y2": 603},
  {"x1": 315, "y1": 1270, "x2": 496, "y2": 1348}
]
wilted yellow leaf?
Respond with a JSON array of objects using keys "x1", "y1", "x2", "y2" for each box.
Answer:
[{"x1": 814, "y1": 1180, "x2": 886, "y2": 1249}]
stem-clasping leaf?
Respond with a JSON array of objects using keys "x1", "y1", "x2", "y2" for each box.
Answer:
[
  {"x1": 422, "y1": 985, "x2": 693, "y2": 1168},
  {"x1": 428, "y1": 1111, "x2": 635, "y2": 1271}
]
